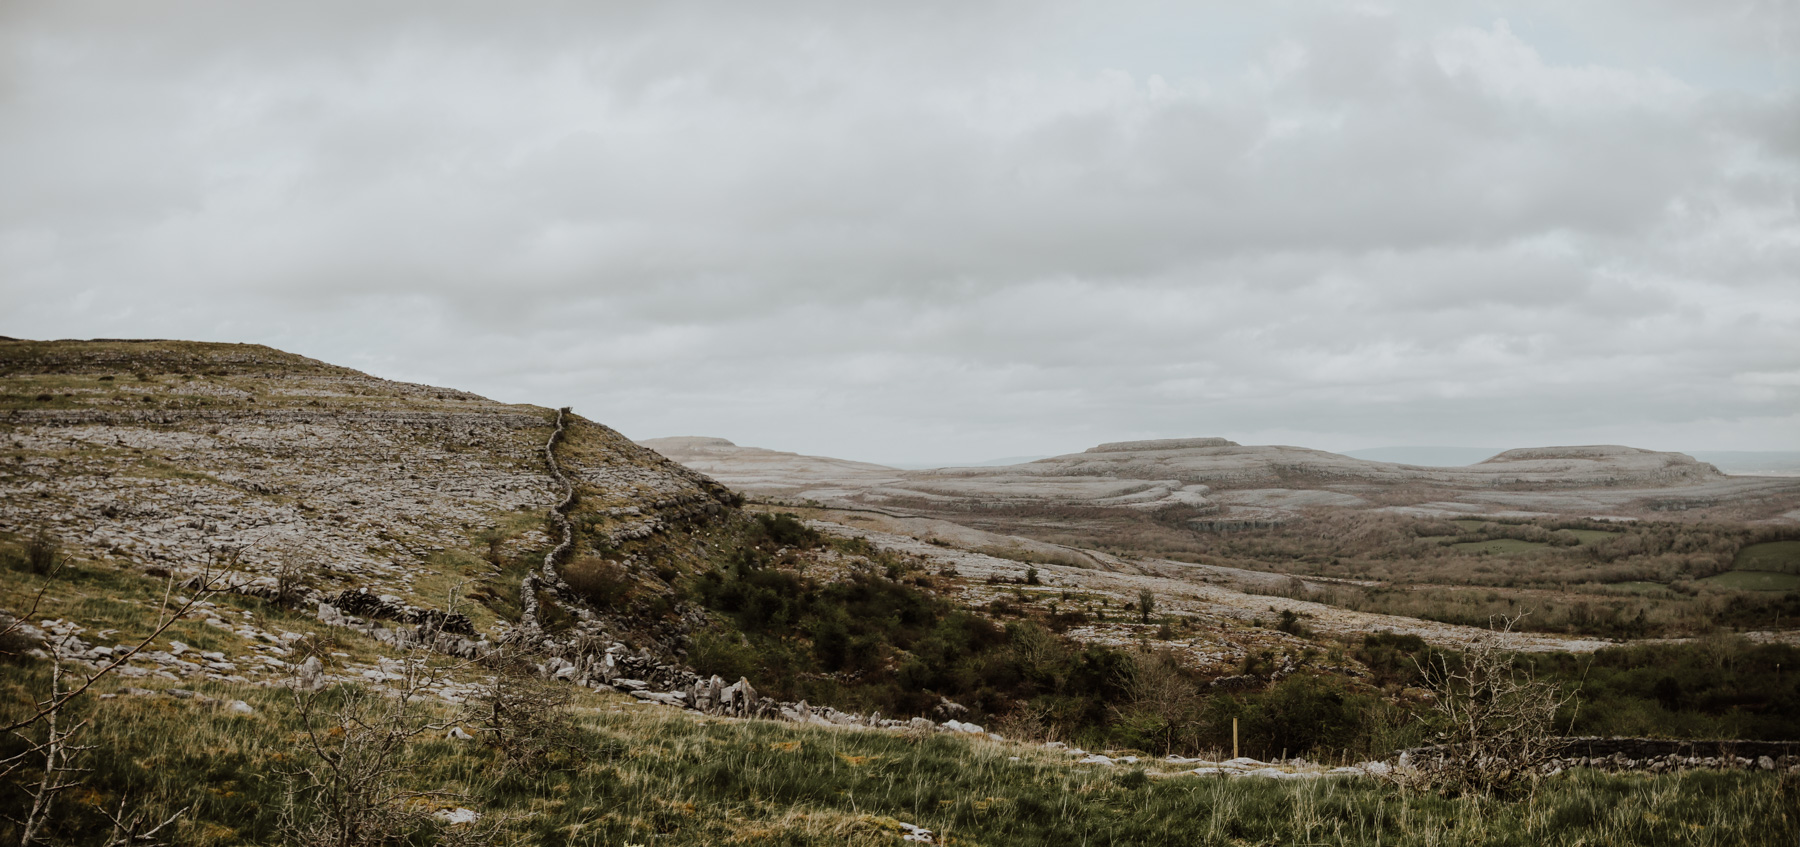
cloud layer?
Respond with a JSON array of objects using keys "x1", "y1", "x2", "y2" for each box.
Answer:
[{"x1": 4, "y1": 1, "x2": 1797, "y2": 463}]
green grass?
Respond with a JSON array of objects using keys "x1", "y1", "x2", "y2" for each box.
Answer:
[
  {"x1": 1698, "y1": 571, "x2": 1800, "y2": 592},
  {"x1": 1450, "y1": 539, "x2": 1551, "y2": 555},
  {"x1": 1562, "y1": 529, "x2": 1621, "y2": 545},
  {"x1": 0, "y1": 539, "x2": 392, "y2": 666},
  {"x1": 1735, "y1": 541, "x2": 1800, "y2": 575},
  {"x1": 3, "y1": 666, "x2": 1795, "y2": 847}
]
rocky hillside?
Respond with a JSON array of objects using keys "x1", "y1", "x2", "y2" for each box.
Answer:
[{"x1": 0, "y1": 338, "x2": 737, "y2": 640}]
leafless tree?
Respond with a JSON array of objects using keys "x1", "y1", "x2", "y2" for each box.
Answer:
[
  {"x1": 1, "y1": 555, "x2": 237, "y2": 735},
  {"x1": 460, "y1": 646, "x2": 577, "y2": 776},
  {"x1": 270, "y1": 541, "x2": 319, "y2": 608},
  {"x1": 1409, "y1": 614, "x2": 1577, "y2": 797},
  {"x1": 2, "y1": 548, "x2": 236, "y2": 845},
  {"x1": 279, "y1": 651, "x2": 485, "y2": 847},
  {"x1": 3, "y1": 660, "x2": 92, "y2": 847},
  {"x1": 1110, "y1": 649, "x2": 1203, "y2": 755}
]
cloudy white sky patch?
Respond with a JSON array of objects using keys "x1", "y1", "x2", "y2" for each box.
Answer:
[{"x1": 3, "y1": 0, "x2": 1797, "y2": 464}]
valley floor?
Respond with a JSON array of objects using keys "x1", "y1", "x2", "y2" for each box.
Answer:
[{"x1": 796, "y1": 512, "x2": 1800, "y2": 666}]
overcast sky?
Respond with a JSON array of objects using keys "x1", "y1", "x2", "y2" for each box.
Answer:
[{"x1": 4, "y1": 1, "x2": 1797, "y2": 465}]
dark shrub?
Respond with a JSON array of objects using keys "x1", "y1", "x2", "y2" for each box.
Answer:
[
  {"x1": 1245, "y1": 674, "x2": 1375, "y2": 758},
  {"x1": 754, "y1": 513, "x2": 820, "y2": 548},
  {"x1": 563, "y1": 556, "x2": 631, "y2": 608},
  {"x1": 25, "y1": 531, "x2": 61, "y2": 575}
]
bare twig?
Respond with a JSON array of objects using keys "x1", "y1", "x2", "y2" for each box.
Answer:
[
  {"x1": 1, "y1": 560, "x2": 237, "y2": 735},
  {"x1": 461, "y1": 643, "x2": 577, "y2": 775},
  {"x1": 99, "y1": 799, "x2": 189, "y2": 847},
  {"x1": 12, "y1": 661, "x2": 97, "y2": 847},
  {"x1": 279, "y1": 649, "x2": 474, "y2": 846},
  {"x1": 1407, "y1": 612, "x2": 1576, "y2": 797}
]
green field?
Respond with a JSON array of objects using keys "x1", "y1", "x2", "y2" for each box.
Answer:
[
  {"x1": 1561, "y1": 529, "x2": 1620, "y2": 545},
  {"x1": 1734, "y1": 541, "x2": 1800, "y2": 575},
  {"x1": 1451, "y1": 538, "x2": 1551, "y2": 555},
  {"x1": 1698, "y1": 570, "x2": 1800, "y2": 592}
]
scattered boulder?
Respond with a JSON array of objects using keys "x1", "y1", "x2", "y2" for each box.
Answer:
[
  {"x1": 432, "y1": 808, "x2": 480, "y2": 825},
  {"x1": 294, "y1": 656, "x2": 324, "y2": 690}
]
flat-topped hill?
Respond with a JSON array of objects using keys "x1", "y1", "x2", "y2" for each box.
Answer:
[
  {"x1": 643, "y1": 433, "x2": 1797, "y2": 525},
  {"x1": 999, "y1": 441, "x2": 1724, "y2": 489},
  {"x1": 1086, "y1": 437, "x2": 1241, "y2": 453},
  {"x1": 639, "y1": 436, "x2": 902, "y2": 494}
]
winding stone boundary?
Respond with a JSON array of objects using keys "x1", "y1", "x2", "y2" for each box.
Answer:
[
  {"x1": 518, "y1": 407, "x2": 577, "y2": 639},
  {"x1": 489, "y1": 406, "x2": 976, "y2": 731},
  {"x1": 1557, "y1": 737, "x2": 1800, "y2": 759},
  {"x1": 1401, "y1": 737, "x2": 1800, "y2": 773},
  {"x1": 540, "y1": 407, "x2": 577, "y2": 587}
]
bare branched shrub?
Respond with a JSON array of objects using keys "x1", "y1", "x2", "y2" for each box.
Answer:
[
  {"x1": 1409, "y1": 615, "x2": 1576, "y2": 797},
  {"x1": 4, "y1": 561, "x2": 235, "y2": 735},
  {"x1": 993, "y1": 700, "x2": 1056, "y2": 744},
  {"x1": 3, "y1": 661, "x2": 92, "y2": 846},
  {"x1": 271, "y1": 542, "x2": 320, "y2": 608},
  {"x1": 460, "y1": 647, "x2": 578, "y2": 776},
  {"x1": 2, "y1": 558, "x2": 230, "y2": 845},
  {"x1": 1111, "y1": 649, "x2": 1204, "y2": 754},
  {"x1": 280, "y1": 653, "x2": 473, "y2": 847},
  {"x1": 26, "y1": 532, "x2": 63, "y2": 577}
]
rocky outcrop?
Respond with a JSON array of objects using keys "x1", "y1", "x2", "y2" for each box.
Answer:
[{"x1": 328, "y1": 588, "x2": 475, "y2": 636}]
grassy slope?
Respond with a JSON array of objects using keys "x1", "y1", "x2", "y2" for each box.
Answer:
[
  {"x1": 1, "y1": 663, "x2": 1793, "y2": 847},
  {"x1": 3, "y1": 543, "x2": 1794, "y2": 845}
]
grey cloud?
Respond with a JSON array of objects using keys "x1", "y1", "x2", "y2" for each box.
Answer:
[{"x1": 3, "y1": 1, "x2": 1797, "y2": 463}]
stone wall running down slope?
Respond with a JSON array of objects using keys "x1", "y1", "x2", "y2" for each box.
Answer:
[
  {"x1": 0, "y1": 339, "x2": 737, "y2": 636},
  {"x1": 0, "y1": 339, "x2": 970, "y2": 740}
]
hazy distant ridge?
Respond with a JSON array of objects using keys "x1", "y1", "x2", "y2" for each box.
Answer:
[
  {"x1": 1348, "y1": 446, "x2": 1800, "y2": 476},
  {"x1": 1343, "y1": 446, "x2": 1503, "y2": 467}
]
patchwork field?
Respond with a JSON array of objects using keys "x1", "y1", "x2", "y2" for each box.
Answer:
[{"x1": 1736, "y1": 541, "x2": 1800, "y2": 574}]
